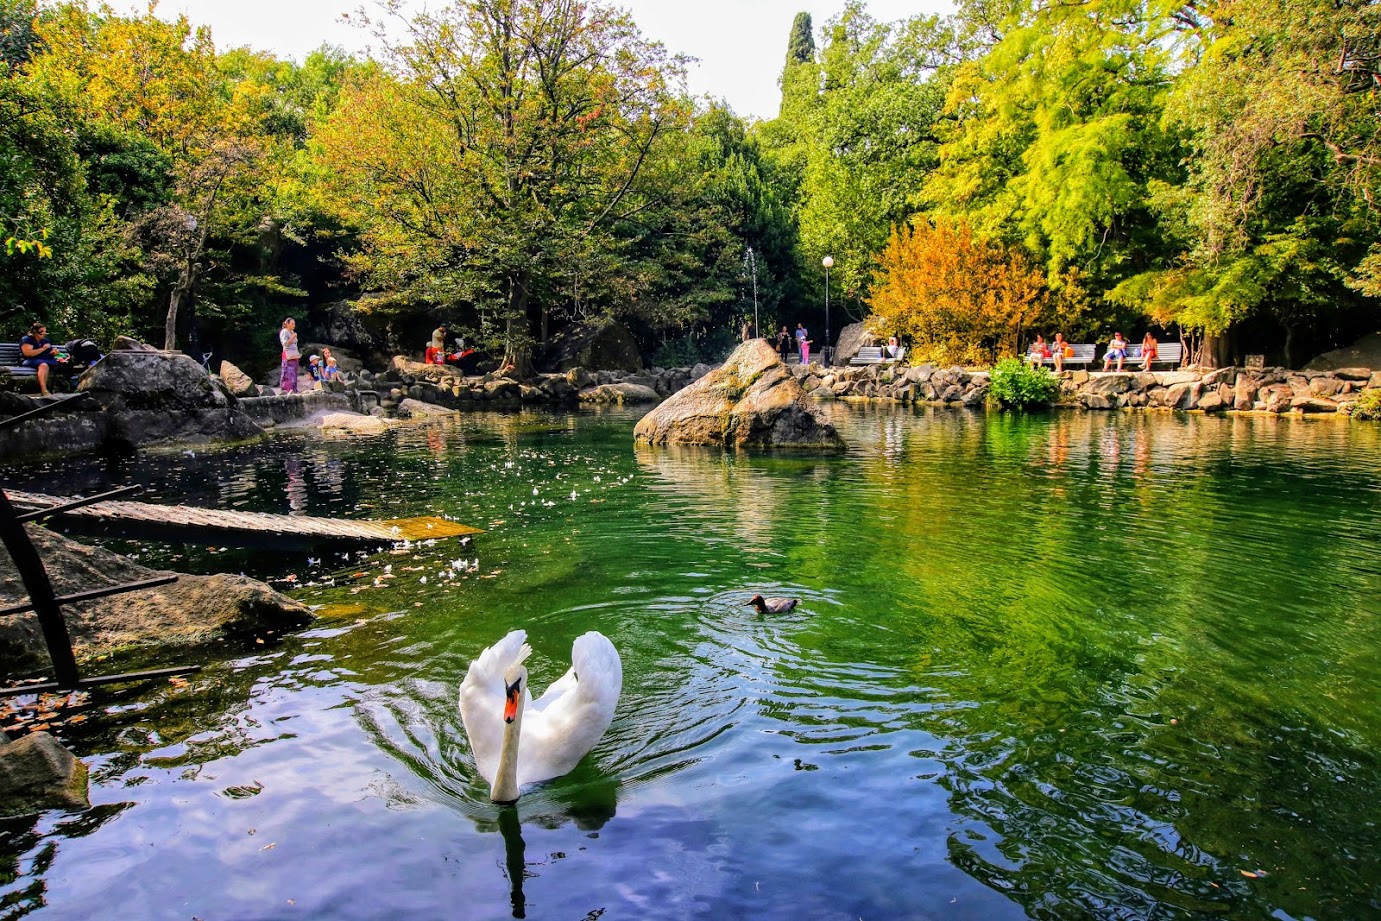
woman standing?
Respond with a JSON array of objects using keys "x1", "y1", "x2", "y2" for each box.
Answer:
[
  {"x1": 279, "y1": 317, "x2": 300, "y2": 393},
  {"x1": 775, "y1": 326, "x2": 791, "y2": 361}
]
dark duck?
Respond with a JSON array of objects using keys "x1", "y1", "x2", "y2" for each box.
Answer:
[{"x1": 746, "y1": 594, "x2": 799, "y2": 614}]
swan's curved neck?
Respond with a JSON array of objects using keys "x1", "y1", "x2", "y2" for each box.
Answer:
[{"x1": 491, "y1": 680, "x2": 524, "y2": 804}]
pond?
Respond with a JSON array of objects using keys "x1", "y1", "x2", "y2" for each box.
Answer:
[{"x1": 0, "y1": 405, "x2": 1378, "y2": 920}]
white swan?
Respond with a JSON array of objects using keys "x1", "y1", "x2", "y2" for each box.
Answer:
[{"x1": 459, "y1": 629, "x2": 622, "y2": 803}]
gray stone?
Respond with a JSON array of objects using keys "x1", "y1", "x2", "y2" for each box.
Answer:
[
  {"x1": 0, "y1": 733, "x2": 88, "y2": 816},
  {"x1": 0, "y1": 528, "x2": 310, "y2": 671},
  {"x1": 80, "y1": 351, "x2": 227, "y2": 412},
  {"x1": 111, "y1": 335, "x2": 157, "y2": 351},
  {"x1": 579, "y1": 382, "x2": 661, "y2": 404},
  {"x1": 320, "y1": 412, "x2": 397, "y2": 434},
  {"x1": 1165, "y1": 382, "x2": 1202, "y2": 409},
  {"x1": 1291, "y1": 396, "x2": 1339, "y2": 413},
  {"x1": 1155, "y1": 371, "x2": 1200, "y2": 387},
  {"x1": 1309, "y1": 377, "x2": 1346, "y2": 397},
  {"x1": 398, "y1": 398, "x2": 458, "y2": 418},
  {"x1": 218, "y1": 360, "x2": 258, "y2": 398},
  {"x1": 633, "y1": 339, "x2": 845, "y2": 450},
  {"x1": 1085, "y1": 373, "x2": 1136, "y2": 395},
  {"x1": 1334, "y1": 367, "x2": 1372, "y2": 381},
  {"x1": 832, "y1": 322, "x2": 871, "y2": 365},
  {"x1": 1198, "y1": 392, "x2": 1225, "y2": 412},
  {"x1": 1082, "y1": 393, "x2": 1114, "y2": 410},
  {"x1": 541, "y1": 319, "x2": 642, "y2": 373},
  {"x1": 1201, "y1": 367, "x2": 1236, "y2": 387}
]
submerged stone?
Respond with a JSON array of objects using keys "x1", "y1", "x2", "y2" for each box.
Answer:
[{"x1": 0, "y1": 732, "x2": 89, "y2": 816}]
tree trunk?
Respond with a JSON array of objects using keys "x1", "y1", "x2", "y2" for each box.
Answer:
[
  {"x1": 164, "y1": 286, "x2": 184, "y2": 352},
  {"x1": 1283, "y1": 323, "x2": 1296, "y2": 369},
  {"x1": 503, "y1": 271, "x2": 535, "y2": 379}
]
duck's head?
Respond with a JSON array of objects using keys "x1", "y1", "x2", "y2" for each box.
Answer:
[{"x1": 745, "y1": 594, "x2": 766, "y2": 612}]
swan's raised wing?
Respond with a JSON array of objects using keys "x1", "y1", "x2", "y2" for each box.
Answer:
[
  {"x1": 517, "y1": 631, "x2": 622, "y2": 785},
  {"x1": 458, "y1": 629, "x2": 529, "y2": 784}
]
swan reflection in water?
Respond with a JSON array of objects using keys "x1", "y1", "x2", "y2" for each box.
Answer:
[{"x1": 472, "y1": 776, "x2": 619, "y2": 919}]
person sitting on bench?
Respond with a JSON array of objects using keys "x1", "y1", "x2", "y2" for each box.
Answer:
[
  {"x1": 20, "y1": 322, "x2": 70, "y2": 397},
  {"x1": 1051, "y1": 333, "x2": 1069, "y2": 373},
  {"x1": 1139, "y1": 332, "x2": 1158, "y2": 371},
  {"x1": 1103, "y1": 331, "x2": 1128, "y2": 371},
  {"x1": 1027, "y1": 335, "x2": 1052, "y2": 367}
]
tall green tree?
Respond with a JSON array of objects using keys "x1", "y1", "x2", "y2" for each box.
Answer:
[
  {"x1": 763, "y1": 3, "x2": 962, "y2": 320},
  {"x1": 924, "y1": 0, "x2": 1188, "y2": 295},
  {"x1": 1109, "y1": 0, "x2": 1380, "y2": 363},
  {"x1": 785, "y1": 11, "x2": 813, "y2": 67},
  {"x1": 321, "y1": 0, "x2": 689, "y2": 375},
  {"x1": 27, "y1": 3, "x2": 280, "y2": 351}
]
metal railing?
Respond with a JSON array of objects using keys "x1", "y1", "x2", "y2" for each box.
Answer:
[{"x1": 0, "y1": 394, "x2": 200, "y2": 696}]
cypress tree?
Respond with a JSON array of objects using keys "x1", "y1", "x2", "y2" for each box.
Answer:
[{"x1": 785, "y1": 12, "x2": 814, "y2": 67}]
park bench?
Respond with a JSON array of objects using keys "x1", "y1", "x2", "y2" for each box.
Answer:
[
  {"x1": 0, "y1": 342, "x2": 83, "y2": 390},
  {"x1": 1116, "y1": 342, "x2": 1183, "y2": 370},
  {"x1": 1027, "y1": 343, "x2": 1096, "y2": 368},
  {"x1": 850, "y1": 345, "x2": 906, "y2": 366}
]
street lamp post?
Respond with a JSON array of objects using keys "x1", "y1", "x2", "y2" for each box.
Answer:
[
  {"x1": 746, "y1": 247, "x2": 759, "y2": 339},
  {"x1": 822, "y1": 256, "x2": 834, "y2": 366}
]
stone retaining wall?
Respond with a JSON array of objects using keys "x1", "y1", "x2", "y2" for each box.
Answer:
[
  {"x1": 238, "y1": 390, "x2": 353, "y2": 426},
  {"x1": 786, "y1": 362, "x2": 1380, "y2": 415}
]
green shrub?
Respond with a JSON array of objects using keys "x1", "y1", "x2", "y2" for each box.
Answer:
[
  {"x1": 988, "y1": 357, "x2": 1060, "y2": 410},
  {"x1": 1349, "y1": 387, "x2": 1381, "y2": 421}
]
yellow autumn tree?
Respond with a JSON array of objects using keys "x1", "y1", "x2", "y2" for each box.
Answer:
[{"x1": 868, "y1": 218, "x2": 1053, "y2": 366}]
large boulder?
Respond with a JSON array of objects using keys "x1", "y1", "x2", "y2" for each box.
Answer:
[
  {"x1": 1303, "y1": 332, "x2": 1381, "y2": 372},
  {"x1": 540, "y1": 320, "x2": 642, "y2": 373},
  {"x1": 633, "y1": 339, "x2": 846, "y2": 450},
  {"x1": 832, "y1": 322, "x2": 871, "y2": 365},
  {"x1": 0, "y1": 732, "x2": 88, "y2": 816},
  {"x1": 78, "y1": 351, "x2": 262, "y2": 447},
  {"x1": 0, "y1": 527, "x2": 312, "y2": 670},
  {"x1": 390, "y1": 356, "x2": 465, "y2": 385},
  {"x1": 218, "y1": 360, "x2": 258, "y2": 398},
  {"x1": 579, "y1": 382, "x2": 662, "y2": 404},
  {"x1": 319, "y1": 412, "x2": 398, "y2": 435},
  {"x1": 398, "y1": 398, "x2": 459, "y2": 418}
]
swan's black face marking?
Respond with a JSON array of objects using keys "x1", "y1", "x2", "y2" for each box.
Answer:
[{"x1": 504, "y1": 676, "x2": 523, "y2": 723}]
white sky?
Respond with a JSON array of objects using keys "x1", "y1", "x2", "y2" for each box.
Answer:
[{"x1": 154, "y1": 0, "x2": 953, "y2": 121}]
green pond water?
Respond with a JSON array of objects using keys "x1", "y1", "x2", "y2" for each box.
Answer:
[{"x1": 0, "y1": 405, "x2": 1378, "y2": 920}]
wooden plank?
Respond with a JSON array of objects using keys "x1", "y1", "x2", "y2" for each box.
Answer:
[{"x1": 4, "y1": 490, "x2": 482, "y2": 551}]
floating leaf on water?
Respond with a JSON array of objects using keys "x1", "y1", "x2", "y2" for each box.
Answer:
[{"x1": 221, "y1": 782, "x2": 264, "y2": 799}]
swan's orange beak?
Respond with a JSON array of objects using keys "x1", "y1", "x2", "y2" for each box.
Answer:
[{"x1": 504, "y1": 678, "x2": 522, "y2": 723}]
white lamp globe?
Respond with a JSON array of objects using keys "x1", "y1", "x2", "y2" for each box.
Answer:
[{"x1": 822, "y1": 256, "x2": 834, "y2": 269}]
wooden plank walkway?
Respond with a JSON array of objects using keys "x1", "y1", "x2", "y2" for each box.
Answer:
[{"x1": 4, "y1": 490, "x2": 482, "y2": 551}]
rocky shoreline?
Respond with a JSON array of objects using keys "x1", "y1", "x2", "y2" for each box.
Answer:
[
  {"x1": 1, "y1": 346, "x2": 1376, "y2": 465},
  {"x1": 788, "y1": 361, "x2": 1381, "y2": 415}
]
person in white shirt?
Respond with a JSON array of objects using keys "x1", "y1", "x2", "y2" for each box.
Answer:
[{"x1": 279, "y1": 317, "x2": 300, "y2": 392}]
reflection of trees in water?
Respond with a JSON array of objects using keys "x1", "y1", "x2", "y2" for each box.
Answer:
[
  {"x1": 0, "y1": 803, "x2": 131, "y2": 918},
  {"x1": 633, "y1": 444, "x2": 840, "y2": 554}
]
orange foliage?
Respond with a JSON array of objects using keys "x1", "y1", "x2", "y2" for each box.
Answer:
[{"x1": 868, "y1": 218, "x2": 1051, "y2": 366}]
